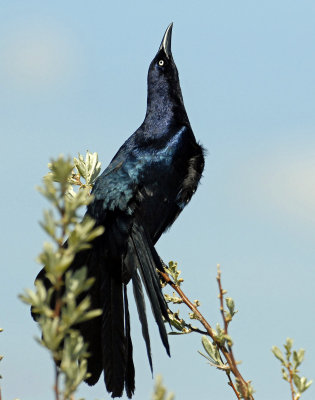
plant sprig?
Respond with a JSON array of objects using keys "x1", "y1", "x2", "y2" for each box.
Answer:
[
  {"x1": 159, "y1": 263, "x2": 254, "y2": 400},
  {"x1": 20, "y1": 152, "x2": 103, "y2": 400},
  {"x1": 272, "y1": 338, "x2": 313, "y2": 400}
]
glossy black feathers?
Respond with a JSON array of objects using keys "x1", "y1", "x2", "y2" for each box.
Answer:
[{"x1": 32, "y1": 24, "x2": 204, "y2": 398}]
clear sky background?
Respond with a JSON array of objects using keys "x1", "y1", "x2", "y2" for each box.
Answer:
[{"x1": 1, "y1": 1, "x2": 315, "y2": 399}]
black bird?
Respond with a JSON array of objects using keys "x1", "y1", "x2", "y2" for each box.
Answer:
[{"x1": 34, "y1": 23, "x2": 204, "y2": 398}]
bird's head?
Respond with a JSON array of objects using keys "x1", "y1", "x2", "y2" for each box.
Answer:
[{"x1": 147, "y1": 23, "x2": 185, "y2": 111}]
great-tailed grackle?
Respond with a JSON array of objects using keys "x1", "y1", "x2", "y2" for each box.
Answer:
[{"x1": 34, "y1": 23, "x2": 205, "y2": 398}]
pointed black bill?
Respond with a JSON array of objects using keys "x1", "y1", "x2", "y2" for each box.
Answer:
[{"x1": 159, "y1": 23, "x2": 173, "y2": 58}]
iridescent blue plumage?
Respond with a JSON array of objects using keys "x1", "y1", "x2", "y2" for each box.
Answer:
[{"x1": 91, "y1": 126, "x2": 187, "y2": 215}]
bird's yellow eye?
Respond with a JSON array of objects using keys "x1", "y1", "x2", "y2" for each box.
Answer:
[{"x1": 158, "y1": 60, "x2": 164, "y2": 66}]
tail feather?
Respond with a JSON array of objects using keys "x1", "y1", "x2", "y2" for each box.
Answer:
[
  {"x1": 110, "y1": 277, "x2": 126, "y2": 396},
  {"x1": 131, "y1": 270, "x2": 153, "y2": 372},
  {"x1": 131, "y1": 223, "x2": 170, "y2": 356},
  {"x1": 123, "y1": 285, "x2": 135, "y2": 398},
  {"x1": 80, "y1": 247, "x2": 103, "y2": 385},
  {"x1": 82, "y1": 312, "x2": 103, "y2": 386},
  {"x1": 100, "y1": 267, "x2": 113, "y2": 391},
  {"x1": 101, "y1": 267, "x2": 126, "y2": 397},
  {"x1": 136, "y1": 224, "x2": 169, "y2": 322}
]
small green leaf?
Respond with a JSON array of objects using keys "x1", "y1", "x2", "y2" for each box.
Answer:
[
  {"x1": 296, "y1": 349, "x2": 305, "y2": 366},
  {"x1": 225, "y1": 297, "x2": 237, "y2": 317},
  {"x1": 164, "y1": 293, "x2": 183, "y2": 304},
  {"x1": 281, "y1": 368, "x2": 289, "y2": 381},
  {"x1": 293, "y1": 374, "x2": 302, "y2": 392},
  {"x1": 165, "y1": 261, "x2": 183, "y2": 285},
  {"x1": 284, "y1": 337, "x2": 293, "y2": 360},
  {"x1": 303, "y1": 379, "x2": 313, "y2": 391},
  {"x1": 39, "y1": 209, "x2": 57, "y2": 239},
  {"x1": 223, "y1": 334, "x2": 233, "y2": 346},
  {"x1": 201, "y1": 336, "x2": 221, "y2": 365},
  {"x1": 272, "y1": 346, "x2": 285, "y2": 364}
]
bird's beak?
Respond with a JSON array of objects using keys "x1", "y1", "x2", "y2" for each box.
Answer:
[{"x1": 159, "y1": 23, "x2": 173, "y2": 58}]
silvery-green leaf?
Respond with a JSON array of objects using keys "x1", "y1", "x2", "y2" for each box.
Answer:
[
  {"x1": 224, "y1": 334, "x2": 233, "y2": 346},
  {"x1": 297, "y1": 349, "x2": 305, "y2": 365},
  {"x1": 39, "y1": 209, "x2": 56, "y2": 238},
  {"x1": 284, "y1": 338, "x2": 293, "y2": 360},
  {"x1": 303, "y1": 379, "x2": 313, "y2": 391},
  {"x1": 293, "y1": 374, "x2": 302, "y2": 392},
  {"x1": 281, "y1": 369, "x2": 289, "y2": 381},
  {"x1": 225, "y1": 297, "x2": 235, "y2": 316},
  {"x1": 272, "y1": 346, "x2": 285, "y2": 364},
  {"x1": 201, "y1": 336, "x2": 221, "y2": 364}
]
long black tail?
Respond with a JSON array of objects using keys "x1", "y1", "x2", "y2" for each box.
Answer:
[
  {"x1": 100, "y1": 266, "x2": 131, "y2": 397},
  {"x1": 130, "y1": 222, "x2": 170, "y2": 357},
  {"x1": 31, "y1": 219, "x2": 170, "y2": 398}
]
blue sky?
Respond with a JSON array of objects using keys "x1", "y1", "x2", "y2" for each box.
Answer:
[{"x1": 1, "y1": 1, "x2": 315, "y2": 399}]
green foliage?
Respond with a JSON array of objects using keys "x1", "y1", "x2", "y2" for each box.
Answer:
[
  {"x1": 12, "y1": 150, "x2": 313, "y2": 400},
  {"x1": 19, "y1": 152, "x2": 103, "y2": 400},
  {"x1": 152, "y1": 375, "x2": 175, "y2": 400},
  {"x1": 163, "y1": 262, "x2": 256, "y2": 399},
  {"x1": 235, "y1": 378, "x2": 255, "y2": 400},
  {"x1": 212, "y1": 323, "x2": 233, "y2": 347},
  {"x1": 163, "y1": 262, "x2": 201, "y2": 335},
  {"x1": 72, "y1": 151, "x2": 102, "y2": 189},
  {"x1": 225, "y1": 297, "x2": 237, "y2": 322},
  {"x1": 199, "y1": 336, "x2": 228, "y2": 371},
  {"x1": 167, "y1": 311, "x2": 192, "y2": 335},
  {"x1": 272, "y1": 338, "x2": 313, "y2": 399},
  {"x1": 164, "y1": 261, "x2": 183, "y2": 286}
]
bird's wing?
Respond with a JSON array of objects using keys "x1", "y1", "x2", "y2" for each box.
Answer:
[{"x1": 84, "y1": 154, "x2": 170, "y2": 387}]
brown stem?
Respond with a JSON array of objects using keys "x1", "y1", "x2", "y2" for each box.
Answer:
[
  {"x1": 159, "y1": 269, "x2": 253, "y2": 400},
  {"x1": 216, "y1": 266, "x2": 250, "y2": 398},
  {"x1": 53, "y1": 275, "x2": 63, "y2": 317},
  {"x1": 288, "y1": 366, "x2": 296, "y2": 400},
  {"x1": 160, "y1": 270, "x2": 213, "y2": 333},
  {"x1": 217, "y1": 267, "x2": 228, "y2": 333},
  {"x1": 227, "y1": 373, "x2": 241, "y2": 400},
  {"x1": 73, "y1": 174, "x2": 82, "y2": 187},
  {"x1": 54, "y1": 364, "x2": 60, "y2": 400},
  {"x1": 53, "y1": 296, "x2": 62, "y2": 318}
]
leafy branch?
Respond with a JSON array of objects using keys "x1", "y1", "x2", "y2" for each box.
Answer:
[
  {"x1": 19, "y1": 152, "x2": 103, "y2": 400},
  {"x1": 14, "y1": 150, "x2": 313, "y2": 400},
  {"x1": 272, "y1": 338, "x2": 312, "y2": 400},
  {"x1": 159, "y1": 263, "x2": 254, "y2": 399}
]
